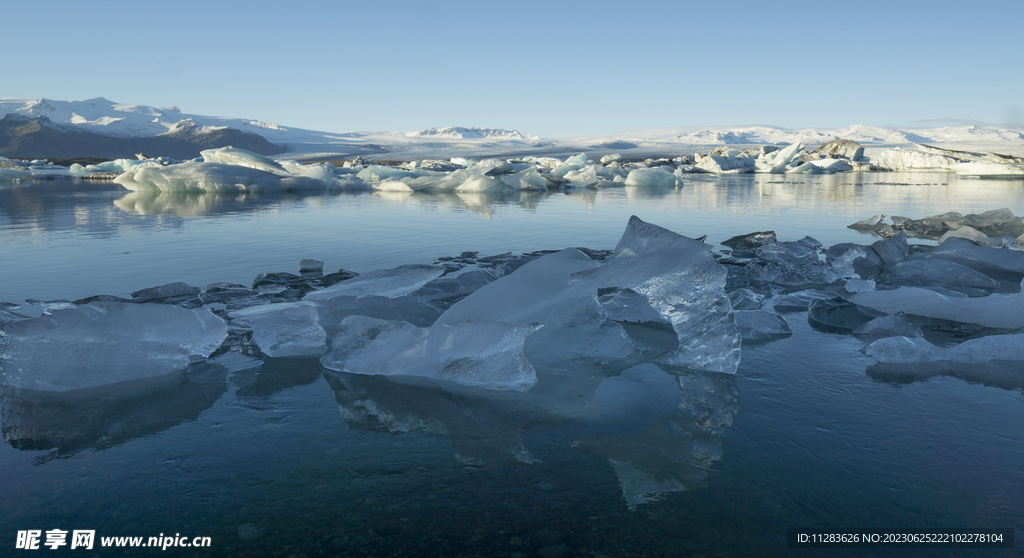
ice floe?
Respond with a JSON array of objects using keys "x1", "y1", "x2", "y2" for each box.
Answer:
[
  {"x1": 0, "y1": 302, "x2": 227, "y2": 391},
  {"x1": 321, "y1": 316, "x2": 541, "y2": 391}
]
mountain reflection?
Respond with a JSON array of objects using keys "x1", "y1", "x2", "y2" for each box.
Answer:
[
  {"x1": 1, "y1": 363, "x2": 227, "y2": 463},
  {"x1": 323, "y1": 362, "x2": 739, "y2": 509}
]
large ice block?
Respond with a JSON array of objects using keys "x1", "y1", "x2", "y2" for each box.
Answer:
[
  {"x1": 321, "y1": 316, "x2": 541, "y2": 391},
  {"x1": 0, "y1": 302, "x2": 228, "y2": 391},
  {"x1": 850, "y1": 282, "x2": 1024, "y2": 329},
  {"x1": 573, "y1": 216, "x2": 741, "y2": 373},
  {"x1": 229, "y1": 302, "x2": 326, "y2": 357},
  {"x1": 436, "y1": 248, "x2": 632, "y2": 361}
]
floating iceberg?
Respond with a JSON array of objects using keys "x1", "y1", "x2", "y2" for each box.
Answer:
[
  {"x1": 113, "y1": 147, "x2": 368, "y2": 192},
  {"x1": 624, "y1": 168, "x2": 676, "y2": 189},
  {"x1": 321, "y1": 316, "x2": 541, "y2": 391},
  {"x1": 952, "y1": 162, "x2": 1024, "y2": 176},
  {"x1": 0, "y1": 302, "x2": 227, "y2": 391}
]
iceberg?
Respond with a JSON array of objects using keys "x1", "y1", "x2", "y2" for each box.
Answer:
[
  {"x1": 756, "y1": 142, "x2": 804, "y2": 173},
  {"x1": 0, "y1": 302, "x2": 227, "y2": 391},
  {"x1": 199, "y1": 146, "x2": 287, "y2": 174},
  {"x1": 623, "y1": 168, "x2": 676, "y2": 189},
  {"x1": 499, "y1": 167, "x2": 548, "y2": 190},
  {"x1": 115, "y1": 161, "x2": 326, "y2": 192},
  {"x1": 321, "y1": 316, "x2": 541, "y2": 391},
  {"x1": 952, "y1": 162, "x2": 1024, "y2": 176}
]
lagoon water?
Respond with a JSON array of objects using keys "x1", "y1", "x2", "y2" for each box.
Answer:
[{"x1": 2, "y1": 173, "x2": 1024, "y2": 557}]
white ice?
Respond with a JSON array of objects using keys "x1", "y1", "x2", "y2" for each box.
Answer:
[{"x1": 624, "y1": 168, "x2": 676, "y2": 189}]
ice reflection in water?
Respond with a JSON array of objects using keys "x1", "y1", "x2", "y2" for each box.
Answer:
[
  {"x1": 1, "y1": 363, "x2": 228, "y2": 462},
  {"x1": 324, "y1": 361, "x2": 739, "y2": 509}
]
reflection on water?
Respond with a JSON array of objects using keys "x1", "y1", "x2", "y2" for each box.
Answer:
[
  {"x1": 867, "y1": 360, "x2": 1024, "y2": 392},
  {"x1": 1, "y1": 363, "x2": 227, "y2": 462},
  {"x1": 324, "y1": 362, "x2": 738, "y2": 509},
  {"x1": 4, "y1": 174, "x2": 1024, "y2": 556},
  {"x1": 113, "y1": 189, "x2": 315, "y2": 217},
  {"x1": 4, "y1": 172, "x2": 1024, "y2": 304}
]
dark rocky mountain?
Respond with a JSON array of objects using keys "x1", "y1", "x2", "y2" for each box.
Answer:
[{"x1": 0, "y1": 115, "x2": 286, "y2": 160}]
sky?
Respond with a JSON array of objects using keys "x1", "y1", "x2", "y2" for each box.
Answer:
[{"x1": 3, "y1": 0, "x2": 1023, "y2": 137}]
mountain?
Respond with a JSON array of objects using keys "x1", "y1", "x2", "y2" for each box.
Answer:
[
  {"x1": 0, "y1": 98, "x2": 285, "y2": 159},
  {"x1": 2, "y1": 97, "x2": 1023, "y2": 161}
]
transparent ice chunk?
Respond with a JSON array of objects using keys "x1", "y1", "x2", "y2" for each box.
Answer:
[
  {"x1": 807, "y1": 297, "x2": 884, "y2": 333},
  {"x1": 229, "y1": 301, "x2": 326, "y2": 357},
  {"x1": 321, "y1": 316, "x2": 541, "y2": 391},
  {"x1": 0, "y1": 302, "x2": 228, "y2": 391},
  {"x1": 436, "y1": 248, "x2": 633, "y2": 361},
  {"x1": 303, "y1": 264, "x2": 443, "y2": 301},
  {"x1": 573, "y1": 216, "x2": 740, "y2": 373},
  {"x1": 728, "y1": 288, "x2": 765, "y2": 310},
  {"x1": 733, "y1": 310, "x2": 792, "y2": 341},
  {"x1": 853, "y1": 312, "x2": 923, "y2": 341}
]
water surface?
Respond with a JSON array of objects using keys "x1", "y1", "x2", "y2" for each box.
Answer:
[{"x1": 2, "y1": 173, "x2": 1023, "y2": 557}]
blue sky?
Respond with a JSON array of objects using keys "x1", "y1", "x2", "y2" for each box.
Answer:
[{"x1": 4, "y1": 0, "x2": 1022, "y2": 136}]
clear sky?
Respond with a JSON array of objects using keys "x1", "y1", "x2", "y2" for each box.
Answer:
[{"x1": 4, "y1": 0, "x2": 1022, "y2": 137}]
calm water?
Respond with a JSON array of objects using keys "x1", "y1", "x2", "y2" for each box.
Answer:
[{"x1": 2, "y1": 173, "x2": 1023, "y2": 557}]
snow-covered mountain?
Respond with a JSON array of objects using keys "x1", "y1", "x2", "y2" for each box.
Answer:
[
  {"x1": 412, "y1": 126, "x2": 540, "y2": 141},
  {"x1": 2, "y1": 97, "x2": 1023, "y2": 160}
]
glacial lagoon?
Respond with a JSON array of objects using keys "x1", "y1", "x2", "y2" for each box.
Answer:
[{"x1": 2, "y1": 172, "x2": 1024, "y2": 557}]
